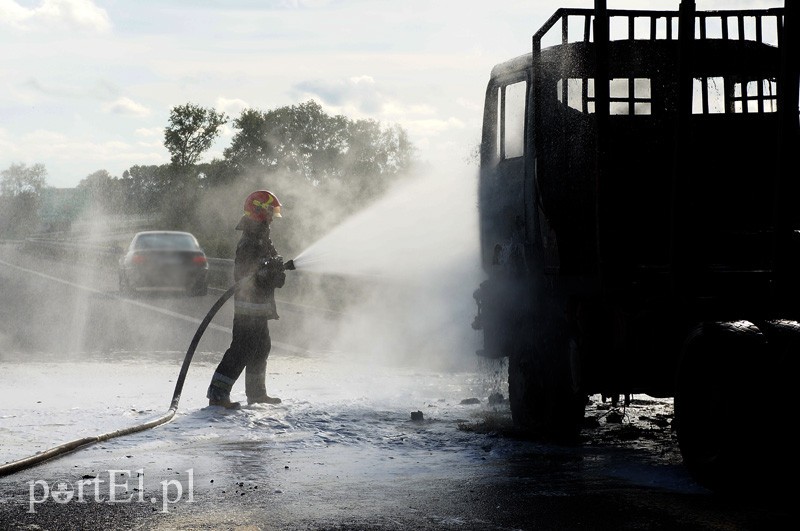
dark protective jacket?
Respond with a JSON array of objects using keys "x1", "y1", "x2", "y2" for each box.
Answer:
[{"x1": 232, "y1": 229, "x2": 285, "y2": 320}]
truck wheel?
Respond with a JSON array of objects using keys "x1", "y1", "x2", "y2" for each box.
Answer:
[
  {"x1": 675, "y1": 320, "x2": 768, "y2": 494},
  {"x1": 508, "y1": 328, "x2": 585, "y2": 441},
  {"x1": 508, "y1": 349, "x2": 539, "y2": 430},
  {"x1": 756, "y1": 319, "x2": 797, "y2": 399},
  {"x1": 750, "y1": 319, "x2": 797, "y2": 481}
]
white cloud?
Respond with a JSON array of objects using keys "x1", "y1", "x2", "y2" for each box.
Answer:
[
  {"x1": 0, "y1": 128, "x2": 19, "y2": 158},
  {"x1": 103, "y1": 97, "x2": 150, "y2": 117},
  {"x1": 401, "y1": 117, "x2": 466, "y2": 137},
  {"x1": 134, "y1": 127, "x2": 163, "y2": 138},
  {"x1": 293, "y1": 76, "x2": 387, "y2": 115},
  {"x1": 12, "y1": 77, "x2": 118, "y2": 104},
  {"x1": 294, "y1": 75, "x2": 447, "y2": 129},
  {"x1": 136, "y1": 140, "x2": 164, "y2": 149},
  {"x1": 456, "y1": 97, "x2": 482, "y2": 112},
  {"x1": 215, "y1": 97, "x2": 249, "y2": 118},
  {"x1": 0, "y1": 1, "x2": 27, "y2": 26},
  {"x1": 278, "y1": 0, "x2": 335, "y2": 8},
  {"x1": 290, "y1": 73, "x2": 471, "y2": 168},
  {"x1": 349, "y1": 75, "x2": 375, "y2": 85},
  {"x1": 0, "y1": 0, "x2": 111, "y2": 33},
  {"x1": 1, "y1": 129, "x2": 167, "y2": 186},
  {"x1": 381, "y1": 101, "x2": 437, "y2": 119},
  {"x1": 218, "y1": 123, "x2": 235, "y2": 140}
]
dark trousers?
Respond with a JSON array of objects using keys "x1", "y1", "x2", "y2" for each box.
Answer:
[{"x1": 207, "y1": 314, "x2": 271, "y2": 400}]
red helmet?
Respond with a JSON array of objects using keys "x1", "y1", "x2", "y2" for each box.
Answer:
[{"x1": 243, "y1": 190, "x2": 282, "y2": 222}]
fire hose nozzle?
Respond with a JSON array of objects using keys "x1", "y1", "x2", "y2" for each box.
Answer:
[{"x1": 284, "y1": 259, "x2": 296, "y2": 271}]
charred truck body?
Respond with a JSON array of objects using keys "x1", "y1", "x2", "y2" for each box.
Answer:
[{"x1": 473, "y1": 1, "x2": 798, "y2": 493}]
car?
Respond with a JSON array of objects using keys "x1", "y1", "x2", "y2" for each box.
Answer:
[{"x1": 118, "y1": 231, "x2": 209, "y2": 296}]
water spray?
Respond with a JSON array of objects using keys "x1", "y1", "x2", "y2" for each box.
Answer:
[
  {"x1": 0, "y1": 260, "x2": 298, "y2": 478},
  {"x1": 0, "y1": 170, "x2": 476, "y2": 477}
]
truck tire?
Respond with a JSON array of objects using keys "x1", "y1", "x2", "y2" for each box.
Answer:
[
  {"x1": 508, "y1": 326, "x2": 585, "y2": 442},
  {"x1": 675, "y1": 320, "x2": 768, "y2": 494},
  {"x1": 750, "y1": 319, "x2": 796, "y2": 478},
  {"x1": 756, "y1": 319, "x2": 797, "y2": 400}
]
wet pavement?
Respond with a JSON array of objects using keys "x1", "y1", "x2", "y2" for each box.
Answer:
[
  {"x1": 0, "y1": 350, "x2": 791, "y2": 530},
  {"x1": 0, "y1": 244, "x2": 792, "y2": 529}
]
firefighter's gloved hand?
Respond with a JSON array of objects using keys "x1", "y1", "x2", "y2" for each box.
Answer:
[{"x1": 256, "y1": 255, "x2": 286, "y2": 289}]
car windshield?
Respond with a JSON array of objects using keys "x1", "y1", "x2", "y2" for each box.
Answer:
[{"x1": 133, "y1": 233, "x2": 200, "y2": 251}]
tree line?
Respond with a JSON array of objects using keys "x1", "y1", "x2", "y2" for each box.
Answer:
[{"x1": 0, "y1": 100, "x2": 416, "y2": 258}]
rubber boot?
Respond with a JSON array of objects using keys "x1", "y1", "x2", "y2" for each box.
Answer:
[
  {"x1": 207, "y1": 381, "x2": 241, "y2": 410},
  {"x1": 209, "y1": 396, "x2": 242, "y2": 409},
  {"x1": 245, "y1": 366, "x2": 280, "y2": 405},
  {"x1": 247, "y1": 394, "x2": 281, "y2": 405}
]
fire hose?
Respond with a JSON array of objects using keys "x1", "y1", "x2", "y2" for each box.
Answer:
[{"x1": 0, "y1": 258, "x2": 295, "y2": 478}]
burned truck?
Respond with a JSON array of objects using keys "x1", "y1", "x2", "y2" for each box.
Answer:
[{"x1": 473, "y1": 1, "x2": 798, "y2": 492}]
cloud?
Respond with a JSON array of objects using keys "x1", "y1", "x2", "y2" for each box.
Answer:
[
  {"x1": 215, "y1": 96, "x2": 249, "y2": 118},
  {"x1": 16, "y1": 77, "x2": 118, "y2": 102},
  {"x1": 0, "y1": 1, "x2": 27, "y2": 26},
  {"x1": 218, "y1": 123, "x2": 235, "y2": 140},
  {"x1": 0, "y1": 128, "x2": 18, "y2": 158},
  {"x1": 402, "y1": 117, "x2": 465, "y2": 137},
  {"x1": 134, "y1": 127, "x2": 165, "y2": 148},
  {"x1": 271, "y1": 0, "x2": 335, "y2": 9},
  {"x1": 0, "y1": 0, "x2": 111, "y2": 33},
  {"x1": 292, "y1": 76, "x2": 385, "y2": 115},
  {"x1": 134, "y1": 127, "x2": 163, "y2": 138},
  {"x1": 2, "y1": 129, "x2": 167, "y2": 185},
  {"x1": 103, "y1": 97, "x2": 150, "y2": 117},
  {"x1": 456, "y1": 97, "x2": 482, "y2": 112},
  {"x1": 293, "y1": 76, "x2": 452, "y2": 129},
  {"x1": 21, "y1": 78, "x2": 80, "y2": 98},
  {"x1": 381, "y1": 101, "x2": 436, "y2": 119},
  {"x1": 292, "y1": 74, "x2": 470, "y2": 166}
]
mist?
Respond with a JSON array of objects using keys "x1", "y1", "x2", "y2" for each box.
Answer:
[
  {"x1": 1, "y1": 162, "x2": 485, "y2": 376},
  {"x1": 281, "y1": 165, "x2": 484, "y2": 372}
]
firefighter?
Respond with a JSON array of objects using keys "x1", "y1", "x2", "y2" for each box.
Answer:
[{"x1": 206, "y1": 190, "x2": 287, "y2": 409}]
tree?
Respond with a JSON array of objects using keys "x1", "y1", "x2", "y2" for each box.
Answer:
[
  {"x1": 0, "y1": 162, "x2": 48, "y2": 237},
  {"x1": 224, "y1": 100, "x2": 413, "y2": 190},
  {"x1": 196, "y1": 158, "x2": 237, "y2": 188},
  {"x1": 263, "y1": 100, "x2": 350, "y2": 183},
  {"x1": 77, "y1": 170, "x2": 129, "y2": 214},
  {"x1": 223, "y1": 108, "x2": 274, "y2": 172},
  {"x1": 344, "y1": 120, "x2": 413, "y2": 200},
  {"x1": 164, "y1": 103, "x2": 228, "y2": 170},
  {"x1": 1, "y1": 162, "x2": 47, "y2": 197},
  {"x1": 121, "y1": 164, "x2": 173, "y2": 215},
  {"x1": 77, "y1": 169, "x2": 113, "y2": 199},
  {"x1": 162, "y1": 103, "x2": 228, "y2": 230}
]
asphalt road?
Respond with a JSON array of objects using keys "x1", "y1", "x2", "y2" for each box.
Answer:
[{"x1": 0, "y1": 242, "x2": 792, "y2": 530}]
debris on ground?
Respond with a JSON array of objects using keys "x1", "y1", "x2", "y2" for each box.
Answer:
[
  {"x1": 488, "y1": 393, "x2": 505, "y2": 405},
  {"x1": 639, "y1": 415, "x2": 671, "y2": 428}
]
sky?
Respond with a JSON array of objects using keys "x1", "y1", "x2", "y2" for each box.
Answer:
[{"x1": 0, "y1": 0, "x2": 780, "y2": 188}]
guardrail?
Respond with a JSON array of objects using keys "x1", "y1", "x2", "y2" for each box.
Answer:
[
  {"x1": 20, "y1": 238, "x2": 235, "y2": 288},
  {"x1": 207, "y1": 257, "x2": 234, "y2": 286},
  {"x1": 15, "y1": 237, "x2": 369, "y2": 319}
]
